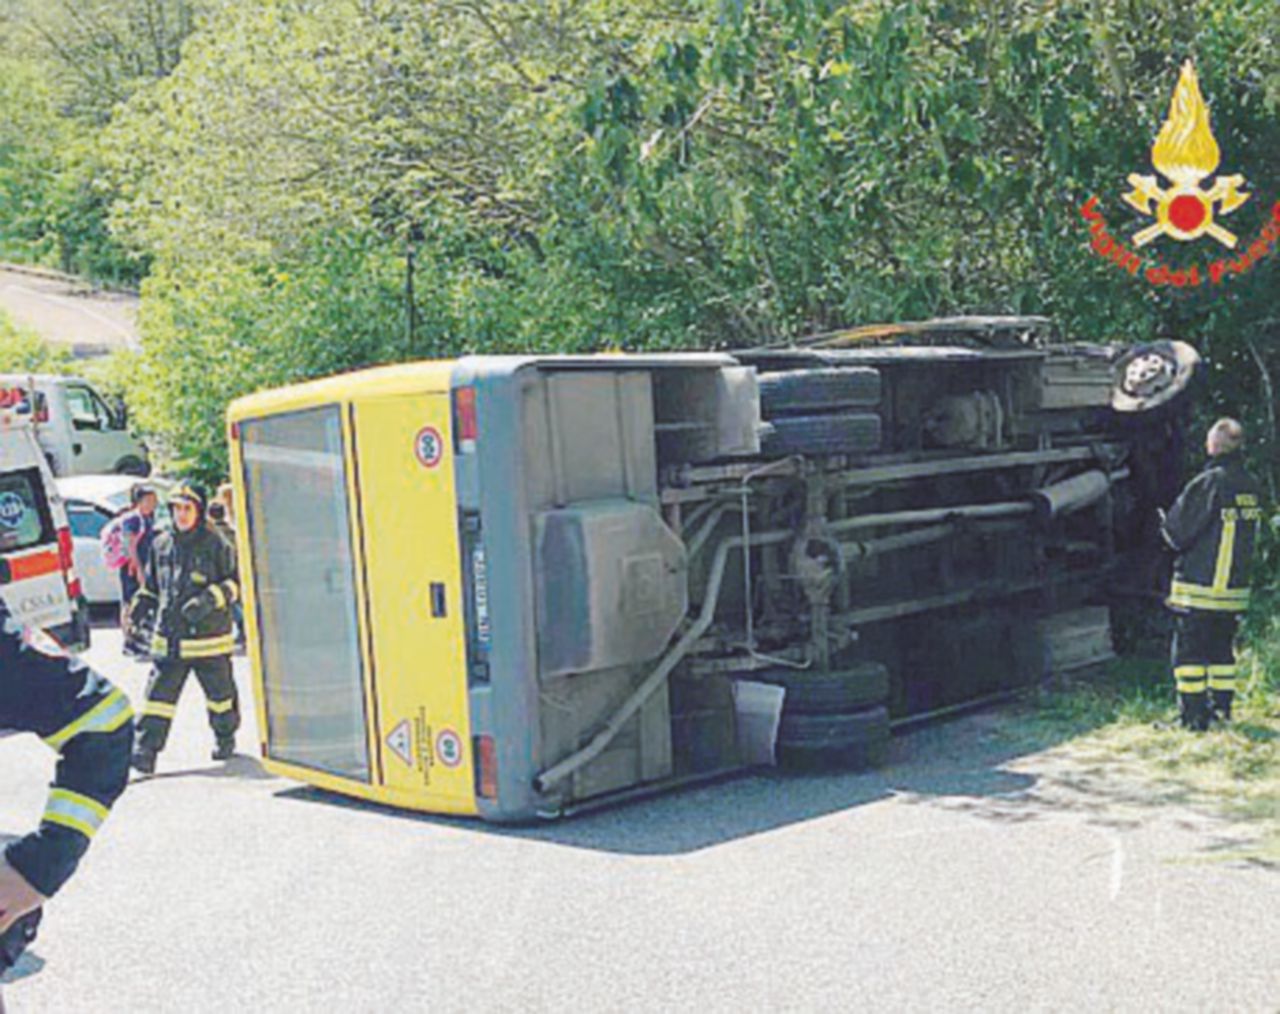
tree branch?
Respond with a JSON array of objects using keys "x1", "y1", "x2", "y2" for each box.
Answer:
[
  {"x1": 1244, "y1": 331, "x2": 1279, "y2": 500},
  {"x1": 450, "y1": 1, "x2": 538, "y2": 88}
]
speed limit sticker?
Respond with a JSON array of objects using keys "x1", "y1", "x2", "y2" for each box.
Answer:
[
  {"x1": 414, "y1": 426, "x2": 444, "y2": 468},
  {"x1": 435, "y1": 728, "x2": 463, "y2": 768}
]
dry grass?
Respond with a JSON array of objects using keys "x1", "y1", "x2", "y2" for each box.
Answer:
[{"x1": 1014, "y1": 636, "x2": 1280, "y2": 863}]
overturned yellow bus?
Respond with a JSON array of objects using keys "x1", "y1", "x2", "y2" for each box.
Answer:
[{"x1": 228, "y1": 324, "x2": 1196, "y2": 821}]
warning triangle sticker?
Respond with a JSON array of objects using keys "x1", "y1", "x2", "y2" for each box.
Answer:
[{"x1": 386, "y1": 720, "x2": 413, "y2": 767}]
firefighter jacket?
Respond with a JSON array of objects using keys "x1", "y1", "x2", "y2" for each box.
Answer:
[
  {"x1": 136, "y1": 524, "x2": 239, "y2": 660},
  {"x1": 1161, "y1": 452, "x2": 1263, "y2": 613},
  {"x1": 0, "y1": 604, "x2": 133, "y2": 897}
]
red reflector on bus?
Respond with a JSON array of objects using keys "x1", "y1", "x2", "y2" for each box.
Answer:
[
  {"x1": 454, "y1": 387, "x2": 478, "y2": 447},
  {"x1": 475, "y1": 735, "x2": 497, "y2": 799}
]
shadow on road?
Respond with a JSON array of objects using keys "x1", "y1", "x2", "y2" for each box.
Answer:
[
  {"x1": 274, "y1": 705, "x2": 1055, "y2": 856},
  {"x1": 266, "y1": 652, "x2": 1277, "y2": 861},
  {"x1": 136, "y1": 755, "x2": 273, "y2": 783},
  {"x1": 0, "y1": 951, "x2": 45, "y2": 985},
  {"x1": 88, "y1": 607, "x2": 120, "y2": 628}
]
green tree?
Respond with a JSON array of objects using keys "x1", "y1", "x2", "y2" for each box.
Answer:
[
  {"x1": 12, "y1": 0, "x2": 201, "y2": 125},
  {"x1": 0, "y1": 56, "x2": 69, "y2": 264},
  {"x1": 54, "y1": 0, "x2": 1280, "y2": 506},
  {"x1": 0, "y1": 0, "x2": 203, "y2": 279}
]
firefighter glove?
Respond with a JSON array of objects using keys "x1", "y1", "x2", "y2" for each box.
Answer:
[
  {"x1": 128, "y1": 594, "x2": 156, "y2": 630},
  {"x1": 181, "y1": 593, "x2": 216, "y2": 625}
]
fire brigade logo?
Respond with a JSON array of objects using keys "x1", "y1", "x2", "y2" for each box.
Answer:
[
  {"x1": 1123, "y1": 60, "x2": 1248, "y2": 248},
  {"x1": 1077, "y1": 59, "x2": 1279, "y2": 289}
]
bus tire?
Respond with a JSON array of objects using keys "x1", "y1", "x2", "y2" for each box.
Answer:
[
  {"x1": 777, "y1": 706, "x2": 890, "y2": 770},
  {"x1": 114, "y1": 456, "x2": 150, "y2": 477},
  {"x1": 760, "y1": 412, "x2": 881, "y2": 457},
  {"x1": 746, "y1": 662, "x2": 889, "y2": 714},
  {"x1": 759, "y1": 368, "x2": 881, "y2": 416}
]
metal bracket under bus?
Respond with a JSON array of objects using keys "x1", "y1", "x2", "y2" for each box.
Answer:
[{"x1": 532, "y1": 525, "x2": 790, "y2": 794}]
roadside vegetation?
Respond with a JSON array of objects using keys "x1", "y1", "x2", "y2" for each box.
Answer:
[
  {"x1": 0, "y1": 309, "x2": 71, "y2": 372},
  {"x1": 1007, "y1": 603, "x2": 1280, "y2": 863}
]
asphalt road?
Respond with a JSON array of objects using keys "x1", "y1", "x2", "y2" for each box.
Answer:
[
  {"x1": 3, "y1": 627, "x2": 1278, "y2": 1012},
  {"x1": 0, "y1": 266, "x2": 138, "y2": 353}
]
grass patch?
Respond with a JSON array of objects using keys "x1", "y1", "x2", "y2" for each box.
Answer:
[{"x1": 1011, "y1": 646, "x2": 1280, "y2": 864}]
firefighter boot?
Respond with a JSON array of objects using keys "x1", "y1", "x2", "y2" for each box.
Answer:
[
  {"x1": 0, "y1": 908, "x2": 41, "y2": 974},
  {"x1": 131, "y1": 748, "x2": 157, "y2": 774},
  {"x1": 1210, "y1": 690, "x2": 1234, "y2": 724},
  {"x1": 212, "y1": 735, "x2": 236, "y2": 762},
  {"x1": 1179, "y1": 692, "x2": 1210, "y2": 732}
]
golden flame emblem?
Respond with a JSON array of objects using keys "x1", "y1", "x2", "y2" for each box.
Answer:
[{"x1": 1123, "y1": 60, "x2": 1248, "y2": 248}]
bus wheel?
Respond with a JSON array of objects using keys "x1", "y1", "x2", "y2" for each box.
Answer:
[
  {"x1": 760, "y1": 411, "x2": 881, "y2": 456},
  {"x1": 776, "y1": 706, "x2": 890, "y2": 771},
  {"x1": 758, "y1": 367, "x2": 881, "y2": 416},
  {"x1": 744, "y1": 662, "x2": 889, "y2": 714},
  {"x1": 114, "y1": 456, "x2": 150, "y2": 477}
]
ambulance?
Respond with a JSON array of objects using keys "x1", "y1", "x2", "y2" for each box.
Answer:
[
  {"x1": 228, "y1": 323, "x2": 1197, "y2": 822},
  {"x1": 0, "y1": 414, "x2": 91, "y2": 649}
]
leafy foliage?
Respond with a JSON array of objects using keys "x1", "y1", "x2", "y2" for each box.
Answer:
[
  {"x1": 0, "y1": 309, "x2": 71, "y2": 372},
  {"x1": 0, "y1": 0, "x2": 199, "y2": 280},
  {"x1": 0, "y1": 56, "x2": 69, "y2": 266}
]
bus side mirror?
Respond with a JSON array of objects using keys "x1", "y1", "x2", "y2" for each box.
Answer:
[{"x1": 112, "y1": 398, "x2": 128, "y2": 430}]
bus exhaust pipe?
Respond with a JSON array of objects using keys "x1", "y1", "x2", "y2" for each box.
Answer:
[{"x1": 1029, "y1": 468, "x2": 1129, "y2": 522}]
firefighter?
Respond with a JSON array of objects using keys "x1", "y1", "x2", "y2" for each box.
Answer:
[
  {"x1": 131, "y1": 483, "x2": 241, "y2": 773},
  {"x1": 1160, "y1": 418, "x2": 1263, "y2": 730},
  {"x1": 0, "y1": 602, "x2": 133, "y2": 979}
]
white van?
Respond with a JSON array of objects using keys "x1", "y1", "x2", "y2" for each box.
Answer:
[
  {"x1": 0, "y1": 416, "x2": 91, "y2": 648},
  {"x1": 0, "y1": 374, "x2": 150, "y2": 477}
]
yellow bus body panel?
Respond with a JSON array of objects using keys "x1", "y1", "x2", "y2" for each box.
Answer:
[
  {"x1": 352, "y1": 392, "x2": 476, "y2": 813},
  {"x1": 227, "y1": 362, "x2": 457, "y2": 422},
  {"x1": 228, "y1": 361, "x2": 476, "y2": 816},
  {"x1": 260, "y1": 757, "x2": 479, "y2": 816}
]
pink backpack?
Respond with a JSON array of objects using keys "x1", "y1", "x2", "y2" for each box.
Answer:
[{"x1": 99, "y1": 511, "x2": 134, "y2": 570}]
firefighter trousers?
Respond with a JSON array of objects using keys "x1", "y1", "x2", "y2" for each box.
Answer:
[
  {"x1": 1171, "y1": 611, "x2": 1239, "y2": 729},
  {"x1": 135, "y1": 656, "x2": 239, "y2": 755}
]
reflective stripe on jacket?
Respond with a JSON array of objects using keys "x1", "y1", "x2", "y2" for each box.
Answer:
[
  {"x1": 1162, "y1": 453, "x2": 1262, "y2": 613},
  {"x1": 0, "y1": 605, "x2": 133, "y2": 896}
]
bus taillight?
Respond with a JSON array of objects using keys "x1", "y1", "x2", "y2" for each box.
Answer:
[
  {"x1": 453, "y1": 386, "x2": 478, "y2": 450},
  {"x1": 474, "y1": 735, "x2": 498, "y2": 799}
]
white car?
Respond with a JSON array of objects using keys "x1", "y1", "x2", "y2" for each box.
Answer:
[{"x1": 56, "y1": 475, "x2": 173, "y2": 605}]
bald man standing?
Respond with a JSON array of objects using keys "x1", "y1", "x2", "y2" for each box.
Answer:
[{"x1": 1160, "y1": 418, "x2": 1264, "y2": 729}]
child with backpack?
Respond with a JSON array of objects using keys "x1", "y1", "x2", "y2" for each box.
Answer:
[{"x1": 100, "y1": 484, "x2": 159, "y2": 639}]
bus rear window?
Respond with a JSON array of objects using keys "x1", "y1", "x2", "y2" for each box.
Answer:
[
  {"x1": 239, "y1": 407, "x2": 372, "y2": 783},
  {"x1": 0, "y1": 469, "x2": 54, "y2": 553}
]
